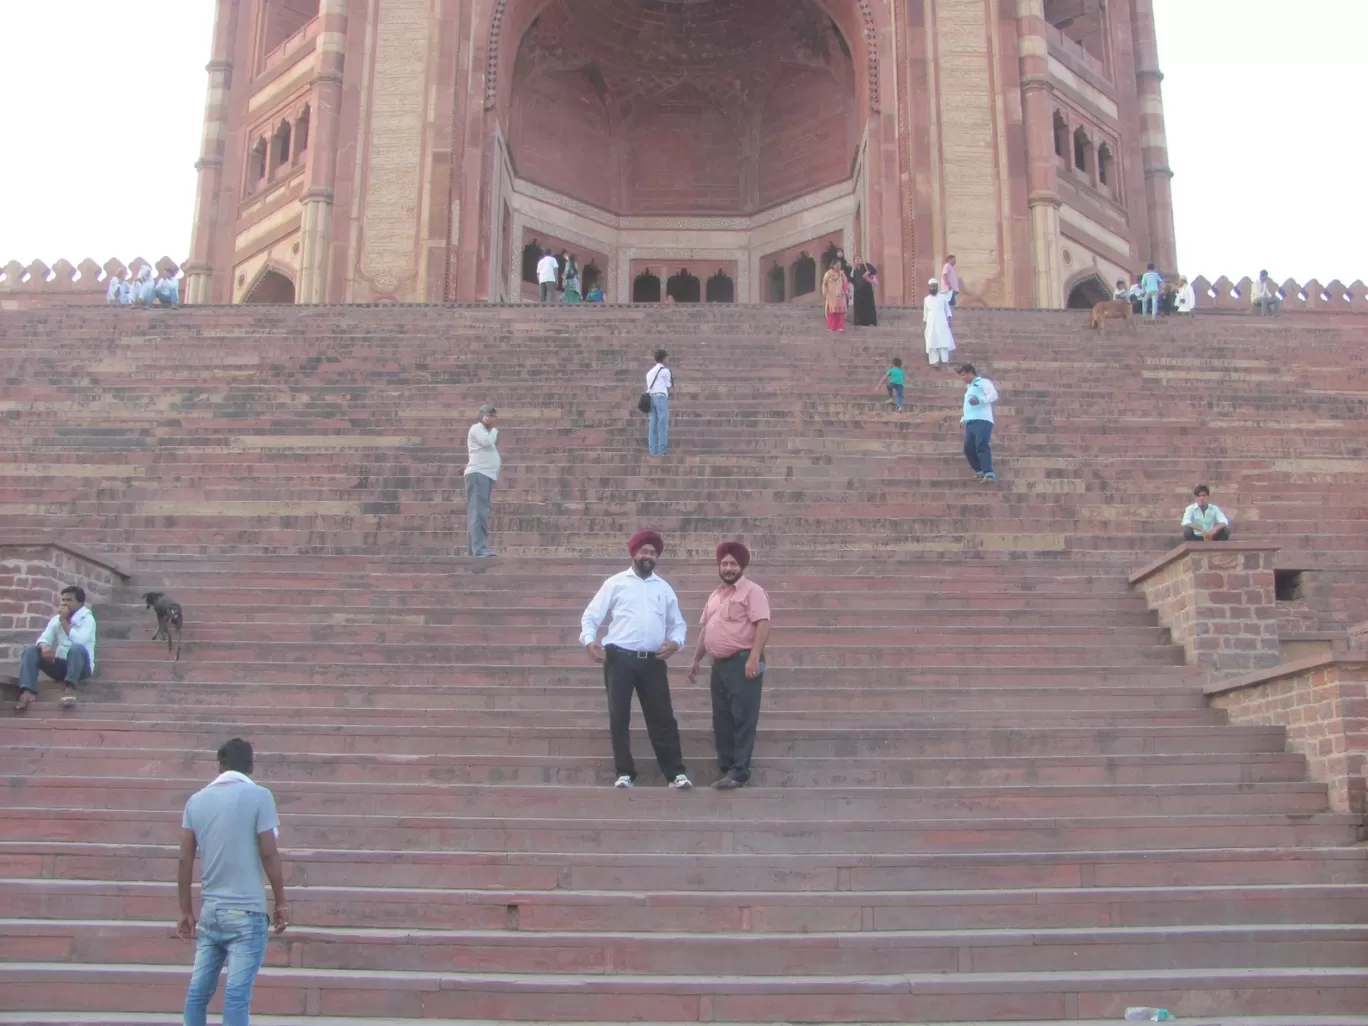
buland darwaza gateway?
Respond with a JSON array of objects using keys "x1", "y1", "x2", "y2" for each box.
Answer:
[{"x1": 184, "y1": 0, "x2": 1177, "y2": 308}]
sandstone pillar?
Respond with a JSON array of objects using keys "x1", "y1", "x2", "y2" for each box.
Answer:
[
  {"x1": 1130, "y1": 0, "x2": 1178, "y2": 274},
  {"x1": 296, "y1": 0, "x2": 350, "y2": 305},
  {"x1": 184, "y1": 0, "x2": 240, "y2": 305},
  {"x1": 1016, "y1": 0, "x2": 1063, "y2": 308}
]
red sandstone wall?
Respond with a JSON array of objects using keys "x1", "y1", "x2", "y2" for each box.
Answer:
[
  {"x1": 510, "y1": 67, "x2": 617, "y2": 213},
  {"x1": 628, "y1": 98, "x2": 744, "y2": 215},
  {"x1": 759, "y1": 68, "x2": 855, "y2": 209}
]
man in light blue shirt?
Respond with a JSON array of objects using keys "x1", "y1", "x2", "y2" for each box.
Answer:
[
  {"x1": 958, "y1": 364, "x2": 1000, "y2": 483},
  {"x1": 178, "y1": 737, "x2": 287, "y2": 1026},
  {"x1": 13, "y1": 584, "x2": 96, "y2": 713},
  {"x1": 580, "y1": 529, "x2": 692, "y2": 789},
  {"x1": 1181, "y1": 484, "x2": 1232, "y2": 542},
  {"x1": 1141, "y1": 262, "x2": 1163, "y2": 319}
]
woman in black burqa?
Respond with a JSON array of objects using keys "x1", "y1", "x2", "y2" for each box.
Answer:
[{"x1": 851, "y1": 259, "x2": 880, "y2": 326}]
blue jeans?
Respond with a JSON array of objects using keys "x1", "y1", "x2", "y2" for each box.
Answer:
[
  {"x1": 886, "y1": 383, "x2": 904, "y2": 410},
  {"x1": 1143, "y1": 291, "x2": 1160, "y2": 318},
  {"x1": 183, "y1": 907, "x2": 270, "y2": 1026},
  {"x1": 18, "y1": 643, "x2": 91, "y2": 694},
  {"x1": 648, "y1": 394, "x2": 669, "y2": 455},
  {"x1": 963, "y1": 420, "x2": 994, "y2": 476},
  {"x1": 156, "y1": 284, "x2": 180, "y2": 307}
]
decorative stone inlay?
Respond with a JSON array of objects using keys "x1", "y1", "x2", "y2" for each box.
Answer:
[{"x1": 356, "y1": 0, "x2": 429, "y2": 300}]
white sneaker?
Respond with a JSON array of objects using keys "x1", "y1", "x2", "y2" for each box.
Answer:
[
  {"x1": 613, "y1": 775, "x2": 635, "y2": 788},
  {"x1": 669, "y1": 774, "x2": 693, "y2": 790}
]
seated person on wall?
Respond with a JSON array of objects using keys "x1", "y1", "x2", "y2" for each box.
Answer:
[
  {"x1": 12, "y1": 585, "x2": 97, "y2": 712},
  {"x1": 1181, "y1": 484, "x2": 1232, "y2": 543},
  {"x1": 153, "y1": 271, "x2": 180, "y2": 308},
  {"x1": 1252, "y1": 270, "x2": 1283, "y2": 317}
]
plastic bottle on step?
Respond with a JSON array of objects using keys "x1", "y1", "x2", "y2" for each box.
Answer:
[{"x1": 1124, "y1": 1010, "x2": 1173, "y2": 1022}]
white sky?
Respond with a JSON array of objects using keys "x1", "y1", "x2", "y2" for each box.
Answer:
[{"x1": 0, "y1": 1, "x2": 1363, "y2": 285}]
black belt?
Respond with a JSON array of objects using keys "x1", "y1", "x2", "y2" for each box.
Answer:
[{"x1": 605, "y1": 645, "x2": 658, "y2": 660}]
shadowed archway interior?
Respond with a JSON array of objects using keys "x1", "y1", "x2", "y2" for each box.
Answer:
[{"x1": 508, "y1": 0, "x2": 859, "y2": 216}]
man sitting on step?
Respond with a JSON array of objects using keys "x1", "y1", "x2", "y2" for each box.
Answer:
[
  {"x1": 1181, "y1": 484, "x2": 1233, "y2": 542},
  {"x1": 13, "y1": 585, "x2": 97, "y2": 712}
]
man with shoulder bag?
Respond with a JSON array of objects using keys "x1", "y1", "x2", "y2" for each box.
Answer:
[{"x1": 642, "y1": 349, "x2": 673, "y2": 456}]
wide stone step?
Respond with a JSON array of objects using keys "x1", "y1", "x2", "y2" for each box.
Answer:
[
  {"x1": 6, "y1": 919, "x2": 1367, "y2": 975},
  {"x1": 0, "y1": 720, "x2": 1282, "y2": 758},
  {"x1": 1, "y1": 778, "x2": 1329, "y2": 819},
  {"x1": 8, "y1": 842, "x2": 1364, "y2": 891},
  {"x1": 0, "y1": 747, "x2": 1301, "y2": 787},
  {"x1": 5, "y1": 808, "x2": 1360, "y2": 852},
  {"x1": 1, "y1": 962, "x2": 1365, "y2": 1021}
]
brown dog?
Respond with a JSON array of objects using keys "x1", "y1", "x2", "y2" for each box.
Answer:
[
  {"x1": 1091, "y1": 299, "x2": 1135, "y2": 331},
  {"x1": 143, "y1": 592, "x2": 183, "y2": 660}
]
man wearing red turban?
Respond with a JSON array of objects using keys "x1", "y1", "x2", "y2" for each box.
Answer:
[
  {"x1": 688, "y1": 541, "x2": 772, "y2": 789},
  {"x1": 579, "y1": 530, "x2": 692, "y2": 789}
]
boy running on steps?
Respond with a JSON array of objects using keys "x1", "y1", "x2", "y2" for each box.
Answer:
[{"x1": 879, "y1": 358, "x2": 905, "y2": 411}]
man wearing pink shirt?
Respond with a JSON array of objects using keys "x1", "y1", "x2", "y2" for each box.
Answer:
[
  {"x1": 940, "y1": 255, "x2": 960, "y2": 307},
  {"x1": 688, "y1": 542, "x2": 773, "y2": 790}
]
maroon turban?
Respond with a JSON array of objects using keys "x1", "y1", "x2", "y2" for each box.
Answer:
[
  {"x1": 716, "y1": 541, "x2": 750, "y2": 569},
  {"x1": 628, "y1": 530, "x2": 665, "y2": 557}
]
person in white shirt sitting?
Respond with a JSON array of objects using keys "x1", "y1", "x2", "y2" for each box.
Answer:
[
  {"x1": 1181, "y1": 484, "x2": 1232, "y2": 542},
  {"x1": 13, "y1": 585, "x2": 97, "y2": 712},
  {"x1": 536, "y1": 250, "x2": 559, "y2": 303},
  {"x1": 106, "y1": 271, "x2": 128, "y2": 305},
  {"x1": 154, "y1": 271, "x2": 181, "y2": 308},
  {"x1": 579, "y1": 530, "x2": 692, "y2": 790},
  {"x1": 1252, "y1": 270, "x2": 1282, "y2": 318},
  {"x1": 134, "y1": 265, "x2": 157, "y2": 308}
]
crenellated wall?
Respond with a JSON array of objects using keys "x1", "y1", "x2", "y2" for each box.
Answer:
[{"x1": 0, "y1": 258, "x2": 184, "y2": 310}]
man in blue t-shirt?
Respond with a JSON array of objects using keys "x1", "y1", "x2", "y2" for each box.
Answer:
[
  {"x1": 178, "y1": 738, "x2": 287, "y2": 1026},
  {"x1": 1140, "y1": 263, "x2": 1163, "y2": 320}
]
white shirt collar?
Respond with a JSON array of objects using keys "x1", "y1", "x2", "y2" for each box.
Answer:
[{"x1": 210, "y1": 770, "x2": 255, "y2": 786}]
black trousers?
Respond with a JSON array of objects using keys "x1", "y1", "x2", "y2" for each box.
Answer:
[
  {"x1": 603, "y1": 647, "x2": 686, "y2": 781},
  {"x1": 710, "y1": 650, "x2": 764, "y2": 783}
]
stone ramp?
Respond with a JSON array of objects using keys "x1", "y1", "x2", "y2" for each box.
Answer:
[{"x1": 0, "y1": 305, "x2": 1365, "y2": 1022}]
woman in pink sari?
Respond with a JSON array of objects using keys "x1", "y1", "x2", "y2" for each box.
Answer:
[{"x1": 822, "y1": 262, "x2": 848, "y2": 331}]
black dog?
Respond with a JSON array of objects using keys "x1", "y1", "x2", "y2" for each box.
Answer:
[{"x1": 143, "y1": 592, "x2": 184, "y2": 660}]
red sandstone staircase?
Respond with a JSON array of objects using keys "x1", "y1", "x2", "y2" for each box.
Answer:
[{"x1": 0, "y1": 304, "x2": 1365, "y2": 1025}]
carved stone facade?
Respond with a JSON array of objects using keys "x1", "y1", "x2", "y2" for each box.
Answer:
[{"x1": 184, "y1": 0, "x2": 1182, "y2": 307}]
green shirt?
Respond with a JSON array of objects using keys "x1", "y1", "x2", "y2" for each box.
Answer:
[{"x1": 887, "y1": 367, "x2": 905, "y2": 386}]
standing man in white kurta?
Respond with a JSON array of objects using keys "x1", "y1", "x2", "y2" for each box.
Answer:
[
  {"x1": 924, "y1": 279, "x2": 956, "y2": 367},
  {"x1": 580, "y1": 530, "x2": 692, "y2": 790}
]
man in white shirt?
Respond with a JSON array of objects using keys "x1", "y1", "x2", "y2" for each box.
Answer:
[
  {"x1": 14, "y1": 585, "x2": 97, "y2": 712},
  {"x1": 646, "y1": 349, "x2": 673, "y2": 456},
  {"x1": 1181, "y1": 484, "x2": 1232, "y2": 542},
  {"x1": 958, "y1": 363, "x2": 1000, "y2": 483},
  {"x1": 1175, "y1": 276, "x2": 1196, "y2": 314},
  {"x1": 1252, "y1": 270, "x2": 1282, "y2": 317},
  {"x1": 536, "y1": 250, "x2": 559, "y2": 303},
  {"x1": 154, "y1": 271, "x2": 181, "y2": 308},
  {"x1": 579, "y1": 530, "x2": 692, "y2": 789},
  {"x1": 464, "y1": 405, "x2": 501, "y2": 557}
]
